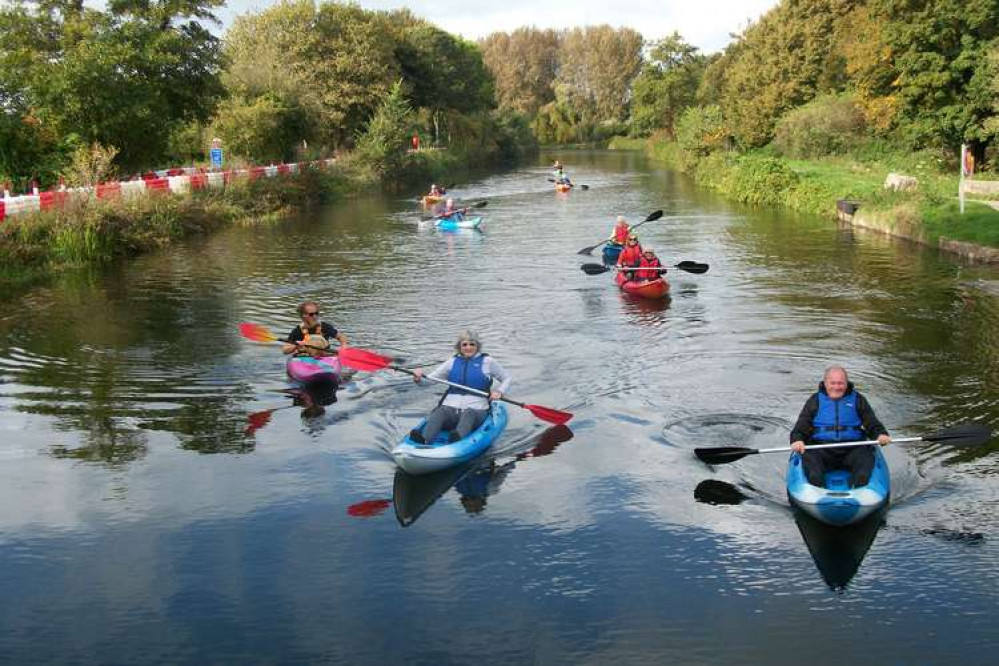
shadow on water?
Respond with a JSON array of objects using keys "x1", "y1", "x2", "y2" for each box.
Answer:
[
  {"x1": 792, "y1": 505, "x2": 886, "y2": 591},
  {"x1": 391, "y1": 424, "x2": 574, "y2": 527},
  {"x1": 694, "y1": 478, "x2": 751, "y2": 505}
]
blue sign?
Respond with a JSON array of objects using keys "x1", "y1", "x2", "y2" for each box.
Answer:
[{"x1": 210, "y1": 148, "x2": 223, "y2": 169}]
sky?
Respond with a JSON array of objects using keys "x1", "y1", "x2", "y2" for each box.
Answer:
[{"x1": 215, "y1": 0, "x2": 782, "y2": 54}]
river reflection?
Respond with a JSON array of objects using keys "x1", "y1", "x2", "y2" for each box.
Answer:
[
  {"x1": 1, "y1": 150, "x2": 999, "y2": 664},
  {"x1": 392, "y1": 424, "x2": 574, "y2": 526}
]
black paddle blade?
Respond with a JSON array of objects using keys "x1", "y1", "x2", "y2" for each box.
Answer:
[
  {"x1": 644, "y1": 210, "x2": 664, "y2": 222},
  {"x1": 580, "y1": 263, "x2": 610, "y2": 275},
  {"x1": 580, "y1": 184, "x2": 589, "y2": 190},
  {"x1": 675, "y1": 261, "x2": 709, "y2": 274},
  {"x1": 577, "y1": 244, "x2": 601, "y2": 256},
  {"x1": 471, "y1": 200, "x2": 488, "y2": 209},
  {"x1": 694, "y1": 446, "x2": 758, "y2": 465},
  {"x1": 925, "y1": 423, "x2": 993, "y2": 447}
]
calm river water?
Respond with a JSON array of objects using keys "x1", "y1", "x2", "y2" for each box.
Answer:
[{"x1": 1, "y1": 150, "x2": 998, "y2": 665}]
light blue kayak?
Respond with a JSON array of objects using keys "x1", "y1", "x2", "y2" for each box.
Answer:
[
  {"x1": 786, "y1": 445, "x2": 890, "y2": 526},
  {"x1": 436, "y1": 214, "x2": 483, "y2": 230},
  {"x1": 392, "y1": 403, "x2": 508, "y2": 475}
]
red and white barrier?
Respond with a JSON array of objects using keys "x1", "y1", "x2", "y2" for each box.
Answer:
[{"x1": 0, "y1": 158, "x2": 336, "y2": 222}]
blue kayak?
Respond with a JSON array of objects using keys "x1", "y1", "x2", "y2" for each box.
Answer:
[
  {"x1": 786, "y1": 445, "x2": 890, "y2": 526},
  {"x1": 436, "y1": 214, "x2": 483, "y2": 231},
  {"x1": 392, "y1": 403, "x2": 508, "y2": 475},
  {"x1": 602, "y1": 242, "x2": 623, "y2": 265}
]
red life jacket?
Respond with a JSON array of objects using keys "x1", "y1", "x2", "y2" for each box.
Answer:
[
  {"x1": 611, "y1": 224, "x2": 630, "y2": 244},
  {"x1": 635, "y1": 256, "x2": 663, "y2": 280},
  {"x1": 617, "y1": 244, "x2": 643, "y2": 267}
]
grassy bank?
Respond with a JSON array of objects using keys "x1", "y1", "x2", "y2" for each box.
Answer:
[
  {"x1": 639, "y1": 136, "x2": 999, "y2": 252},
  {"x1": 1, "y1": 167, "x2": 348, "y2": 289}
]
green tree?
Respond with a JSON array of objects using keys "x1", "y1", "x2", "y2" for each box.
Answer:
[
  {"x1": 707, "y1": 0, "x2": 860, "y2": 148},
  {"x1": 397, "y1": 24, "x2": 495, "y2": 144},
  {"x1": 860, "y1": 0, "x2": 999, "y2": 160},
  {"x1": 355, "y1": 80, "x2": 415, "y2": 177},
  {"x1": 629, "y1": 32, "x2": 707, "y2": 137}
]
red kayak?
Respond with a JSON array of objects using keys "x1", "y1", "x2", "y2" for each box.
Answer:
[{"x1": 615, "y1": 271, "x2": 670, "y2": 299}]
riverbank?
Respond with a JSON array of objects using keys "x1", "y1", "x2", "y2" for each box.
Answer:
[
  {"x1": 610, "y1": 136, "x2": 999, "y2": 262},
  {"x1": 0, "y1": 145, "x2": 522, "y2": 291}
]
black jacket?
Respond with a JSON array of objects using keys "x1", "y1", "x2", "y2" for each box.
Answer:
[{"x1": 789, "y1": 381, "x2": 889, "y2": 444}]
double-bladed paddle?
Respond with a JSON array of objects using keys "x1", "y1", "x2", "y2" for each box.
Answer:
[
  {"x1": 577, "y1": 210, "x2": 664, "y2": 255},
  {"x1": 694, "y1": 423, "x2": 993, "y2": 466},
  {"x1": 580, "y1": 261, "x2": 709, "y2": 275},
  {"x1": 420, "y1": 200, "x2": 488, "y2": 221},
  {"x1": 337, "y1": 347, "x2": 573, "y2": 426}
]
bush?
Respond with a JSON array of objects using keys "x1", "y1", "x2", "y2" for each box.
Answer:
[
  {"x1": 675, "y1": 105, "x2": 729, "y2": 170},
  {"x1": 773, "y1": 94, "x2": 867, "y2": 159}
]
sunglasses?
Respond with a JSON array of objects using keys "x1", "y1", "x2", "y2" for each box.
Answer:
[
  {"x1": 302, "y1": 311, "x2": 319, "y2": 317},
  {"x1": 460, "y1": 341, "x2": 477, "y2": 347}
]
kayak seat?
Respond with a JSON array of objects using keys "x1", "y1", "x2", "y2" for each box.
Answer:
[{"x1": 824, "y1": 469, "x2": 852, "y2": 491}]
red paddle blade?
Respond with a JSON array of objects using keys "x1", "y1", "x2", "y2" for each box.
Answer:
[
  {"x1": 347, "y1": 499, "x2": 392, "y2": 517},
  {"x1": 238, "y1": 322, "x2": 278, "y2": 343},
  {"x1": 525, "y1": 403, "x2": 573, "y2": 425},
  {"x1": 244, "y1": 409, "x2": 274, "y2": 435},
  {"x1": 338, "y1": 347, "x2": 393, "y2": 372}
]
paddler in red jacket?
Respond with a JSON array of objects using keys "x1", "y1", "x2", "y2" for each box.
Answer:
[
  {"x1": 616, "y1": 234, "x2": 643, "y2": 279},
  {"x1": 634, "y1": 248, "x2": 664, "y2": 281},
  {"x1": 609, "y1": 215, "x2": 630, "y2": 245}
]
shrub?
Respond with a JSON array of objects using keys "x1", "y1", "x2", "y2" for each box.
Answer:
[{"x1": 773, "y1": 94, "x2": 866, "y2": 158}]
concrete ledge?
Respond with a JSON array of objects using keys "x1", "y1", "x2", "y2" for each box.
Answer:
[{"x1": 843, "y1": 205, "x2": 999, "y2": 263}]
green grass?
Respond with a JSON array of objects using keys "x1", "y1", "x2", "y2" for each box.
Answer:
[
  {"x1": 606, "y1": 136, "x2": 647, "y2": 150},
  {"x1": 920, "y1": 200, "x2": 999, "y2": 247}
]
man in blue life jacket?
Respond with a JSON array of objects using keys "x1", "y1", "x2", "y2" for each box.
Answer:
[{"x1": 790, "y1": 366, "x2": 891, "y2": 487}]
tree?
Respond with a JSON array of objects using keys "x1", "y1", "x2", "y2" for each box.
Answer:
[
  {"x1": 706, "y1": 0, "x2": 860, "y2": 148},
  {"x1": 857, "y1": 0, "x2": 999, "y2": 160},
  {"x1": 480, "y1": 28, "x2": 560, "y2": 116},
  {"x1": 629, "y1": 32, "x2": 707, "y2": 137},
  {"x1": 555, "y1": 26, "x2": 643, "y2": 124},
  {"x1": 354, "y1": 80, "x2": 414, "y2": 177},
  {"x1": 397, "y1": 24, "x2": 494, "y2": 144},
  {"x1": 0, "y1": 0, "x2": 225, "y2": 175}
]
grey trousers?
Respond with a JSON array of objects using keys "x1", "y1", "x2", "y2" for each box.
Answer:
[{"x1": 420, "y1": 405, "x2": 488, "y2": 443}]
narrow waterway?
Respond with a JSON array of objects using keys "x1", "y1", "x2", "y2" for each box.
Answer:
[{"x1": 1, "y1": 150, "x2": 997, "y2": 665}]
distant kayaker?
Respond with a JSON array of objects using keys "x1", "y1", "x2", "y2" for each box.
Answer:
[
  {"x1": 616, "y1": 234, "x2": 643, "y2": 280},
  {"x1": 552, "y1": 160, "x2": 562, "y2": 173},
  {"x1": 427, "y1": 183, "x2": 445, "y2": 197},
  {"x1": 439, "y1": 198, "x2": 467, "y2": 219},
  {"x1": 634, "y1": 247, "x2": 663, "y2": 282},
  {"x1": 553, "y1": 168, "x2": 572, "y2": 186},
  {"x1": 790, "y1": 366, "x2": 891, "y2": 487},
  {"x1": 282, "y1": 301, "x2": 348, "y2": 358},
  {"x1": 609, "y1": 215, "x2": 631, "y2": 245},
  {"x1": 408, "y1": 330, "x2": 512, "y2": 444}
]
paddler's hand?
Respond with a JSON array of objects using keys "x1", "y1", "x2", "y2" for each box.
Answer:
[
  {"x1": 877, "y1": 434, "x2": 891, "y2": 446},
  {"x1": 489, "y1": 391, "x2": 502, "y2": 401},
  {"x1": 791, "y1": 440, "x2": 806, "y2": 454},
  {"x1": 412, "y1": 369, "x2": 423, "y2": 383}
]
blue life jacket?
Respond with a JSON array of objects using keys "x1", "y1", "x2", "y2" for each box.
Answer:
[
  {"x1": 447, "y1": 354, "x2": 491, "y2": 396},
  {"x1": 812, "y1": 389, "x2": 864, "y2": 442}
]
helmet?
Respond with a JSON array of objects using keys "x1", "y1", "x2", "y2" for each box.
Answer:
[{"x1": 616, "y1": 215, "x2": 627, "y2": 224}]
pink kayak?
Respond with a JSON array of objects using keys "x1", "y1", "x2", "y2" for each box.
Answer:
[{"x1": 287, "y1": 355, "x2": 341, "y2": 384}]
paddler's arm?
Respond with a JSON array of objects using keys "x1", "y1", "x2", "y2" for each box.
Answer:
[
  {"x1": 857, "y1": 394, "x2": 891, "y2": 445},
  {"x1": 789, "y1": 394, "x2": 819, "y2": 453},
  {"x1": 484, "y1": 358, "x2": 511, "y2": 401},
  {"x1": 413, "y1": 358, "x2": 454, "y2": 383}
]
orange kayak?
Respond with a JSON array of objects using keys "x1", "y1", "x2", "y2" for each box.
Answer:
[
  {"x1": 421, "y1": 194, "x2": 444, "y2": 205},
  {"x1": 554, "y1": 183, "x2": 571, "y2": 192},
  {"x1": 615, "y1": 271, "x2": 670, "y2": 299}
]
